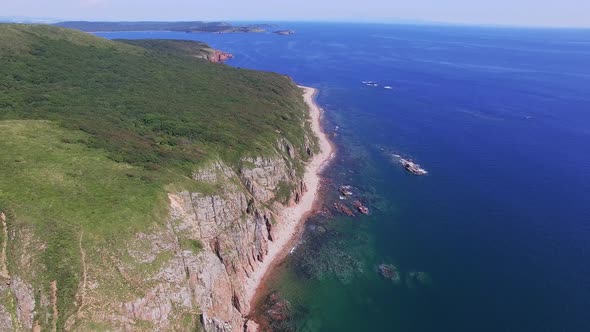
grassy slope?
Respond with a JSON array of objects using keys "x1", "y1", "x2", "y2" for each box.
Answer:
[
  {"x1": 0, "y1": 120, "x2": 167, "y2": 236},
  {"x1": 0, "y1": 120, "x2": 168, "y2": 329},
  {"x1": 0, "y1": 24, "x2": 312, "y2": 329},
  {"x1": 0, "y1": 24, "x2": 311, "y2": 172},
  {"x1": 116, "y1": 39, "x2": 216, "y2": 58}
]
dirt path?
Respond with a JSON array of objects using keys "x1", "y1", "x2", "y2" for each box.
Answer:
[
  {"x1": 0, "y1": 212, "x2": 9, "y2": 279},
  {"x1": 77, "y1": 232, "x2": 87, "y2": 315},
  {"x1": 66, "y1": 231, "x2": 88, "y2": 329},
  {"x1": 50, "y1": 280, "x2": 58, "y2": 332}
]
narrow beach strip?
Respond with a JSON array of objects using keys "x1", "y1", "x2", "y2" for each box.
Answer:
[{"x1": 243, "y1": 85, "x2": 335, "y2": 311}]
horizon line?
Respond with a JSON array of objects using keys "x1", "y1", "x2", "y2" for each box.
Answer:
[{"x1": 2, "y1": 16, "x2": 590, "y2": 30}]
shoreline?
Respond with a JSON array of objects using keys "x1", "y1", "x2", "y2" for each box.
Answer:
[{"x1": 243, "y1": 85, "x2": 335, "y2": 322}]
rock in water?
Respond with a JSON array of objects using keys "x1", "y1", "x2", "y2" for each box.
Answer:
[
  {"x1": 400, "y1": 158, "x2": 428, "y2": 176},
  {"x1": 265, "y1": 292, "x2": 291, "y2": 322},
  {"x1": 338, "y1": 185, "x2": 353, "y2": 197},
  {"x1": 255, "y1": 291, "x2": 293, "y2": 331},
  {"x1": 333, "y1": 203, "x2": 355, "y2": 217},
  {"x1": 352, "y1": 200, "x2": 369, "y2": 214},
  {"x1": 378, "y1": 264, "x2": 401, "y2": 283}
]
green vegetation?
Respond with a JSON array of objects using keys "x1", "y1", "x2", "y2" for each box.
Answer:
[
  {"x1": 0, "y1": 24, "x2": 312, "y2": 173},
  {"x1": 0, "y1": 121, "x2": 167, "y2": 237},
  {"x1": 181, "y1": 238, "x2": 204, "y2": 254},
  {"x1": 117, "y1": 39, "x2": 215, "y2": 59},
  {"x1": 0, "y1": 120, "x2": 168, "y2": 328},
  {"x1": 274, "y1": 180, "x2": 295, "y2": 204},
  {"x1": 0, "y1": 24, "x2": 313, "y2": 328}
]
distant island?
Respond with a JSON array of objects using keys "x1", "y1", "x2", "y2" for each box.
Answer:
[{"x1": 53, "y1": 21, "x2": 276, "y2": 33}]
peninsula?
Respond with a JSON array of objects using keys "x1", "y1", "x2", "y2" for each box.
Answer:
[{"x1": 0, "y1": 23, "x2": 331, "y2": 331}]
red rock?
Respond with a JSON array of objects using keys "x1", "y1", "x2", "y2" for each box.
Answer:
[
  {"x1": 352, "y1": 200, "x2": 369, "y2": 215},
  {"x1": 333, "y1": 203, "x2": 355, "y2": 217},
  {"x1": 207, "y1": 49, "x2": 234, "y2": 63}
]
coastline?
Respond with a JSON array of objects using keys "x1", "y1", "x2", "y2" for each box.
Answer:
[{"x1": 243, "y1": 85, "x2": 335, "y2": 322}]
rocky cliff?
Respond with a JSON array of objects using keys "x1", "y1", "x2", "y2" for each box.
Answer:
[
  {"x1": 0, "y1": 139, "x2": 314, "y2": 331},
  {"x1": 205, "y1": 49, "x2": 234, "y2": 63}
]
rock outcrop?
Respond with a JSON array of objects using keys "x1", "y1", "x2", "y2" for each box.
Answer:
[{"x1": 206, "y1": 49, "x2": 234, "y2": 63}]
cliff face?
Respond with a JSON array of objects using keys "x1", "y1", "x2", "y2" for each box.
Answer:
[
  {"x1": 0, "y1": 140, "x2": 311, "y2": 331},
  {"x1": 168, "y1": 150, "x2": 310, "y2": 331},
  {"x1": 205, "y1": 49, "x2": 234, "y2": 63}
]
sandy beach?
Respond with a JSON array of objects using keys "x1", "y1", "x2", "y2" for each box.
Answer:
[{"x1": 243, "y1": 85, "x2": 335, "y2": 314}]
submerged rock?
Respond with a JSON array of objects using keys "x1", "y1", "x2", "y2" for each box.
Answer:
[
  {"x1": 308, "y1": 224, "x2": 327, "y2": 235},
  {"x1": 254, "y1": 291, "x2": 294, "y2": 332},
  {"x1": 291, "y1": 231, "x2": 363, "y2": 283},
  {"x1": 333, "y1": 203, "x2": 355, "y2": 217},
  {"x1": 316, "y1": 225, "x2": 327, "y2": 234},
  {"x1": 265, "y1": 291, "x2": 291, "y2": 322},
  {"x1": 316, "y1": 207, "x2": 333, "y2": 219},
  {"x1": 378, "y1": 264, "x2": 401, "y2": 283},
  {"x1": 407, "y1": 271, "x2": 433, "y2": 288}
]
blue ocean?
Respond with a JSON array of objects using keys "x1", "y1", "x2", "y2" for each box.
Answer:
[{"x1": 98, "y1": 23, "x2": 590, "y2": 331}]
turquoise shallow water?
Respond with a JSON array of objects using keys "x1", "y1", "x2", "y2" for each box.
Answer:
[{"x1": 98, "y1": 23, "x2": 590, "y2": 331}]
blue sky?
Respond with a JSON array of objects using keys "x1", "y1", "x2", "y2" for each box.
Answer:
[{"x1": 4, "y1": 0, "x2": 590, "y2": 28}]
